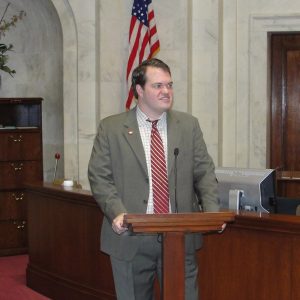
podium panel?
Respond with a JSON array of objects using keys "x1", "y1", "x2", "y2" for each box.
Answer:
[{"x1": 125, "y1": 212, "x2": 235, "y2": 300}]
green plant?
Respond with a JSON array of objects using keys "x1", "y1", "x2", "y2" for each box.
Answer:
[{"x1": 0, "y1": 3, "x2": 25, "y2": 76}]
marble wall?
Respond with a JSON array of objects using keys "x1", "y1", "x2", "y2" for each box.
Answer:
[{"x1": 2, "y1": 0, "x2": 300, "y2": 189}]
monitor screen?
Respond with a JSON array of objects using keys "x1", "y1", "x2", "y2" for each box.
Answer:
[{"x1": 215, "y1": 167, "x2": 276, "y2": 213}]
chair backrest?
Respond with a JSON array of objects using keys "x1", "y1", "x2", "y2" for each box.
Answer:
[
  {"x1": 276, "y1": 197, "x2": 300, "y2": 215},
  {"x1": 296, "y1": 205, "x2": 300, "y2": 216}
]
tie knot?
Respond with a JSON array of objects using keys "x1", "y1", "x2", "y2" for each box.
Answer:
[{"x1": 151, "y1": 120, "x2": 159, "y2": 128}]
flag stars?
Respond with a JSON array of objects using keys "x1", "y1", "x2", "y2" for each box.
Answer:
[{"x1": 132, "y1": 0, "x2": 149, "y2": 25}]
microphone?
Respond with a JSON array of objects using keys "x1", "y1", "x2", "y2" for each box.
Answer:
[
  {"x1": 174, "y1": 148, "x2": 179, "y2": 213},
  {"x1": 53, "y1": 152, "x2": 60, "y2": 183}
]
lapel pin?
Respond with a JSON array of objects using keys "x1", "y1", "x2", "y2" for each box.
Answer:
[{"x1": 128, "y1": 130, "x2": 134, "y2": 135}]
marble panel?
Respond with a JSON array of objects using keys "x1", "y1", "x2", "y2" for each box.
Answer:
[
  {"x1": 221, "y1": 0, "x2": 238, "y2": 167},
  {"x1": 78, "y1": 142, "x2": 94, "y2": 189},
  {"x1": 99, "y1": 82, "x2": 126, "y2": 120},
  {"x1": 78, "y1": 81, "x2": 97, "y2": 134}
]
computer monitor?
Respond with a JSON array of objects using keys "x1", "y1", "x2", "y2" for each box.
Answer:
[{"x1": 215, "y1": 167, "x2": 276, "y2": 213}]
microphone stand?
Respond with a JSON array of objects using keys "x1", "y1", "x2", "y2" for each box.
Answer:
[
  {"x1": 174, "y1": 148, "x2": 179, "y2": 213},
  {"x1": 53, "y1": 153, "x2": 60, "y2": 183}
]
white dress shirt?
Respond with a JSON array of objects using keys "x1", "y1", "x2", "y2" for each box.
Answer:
[{"x1": 136, "y1": 106, "x2": 170, "y2": 213}]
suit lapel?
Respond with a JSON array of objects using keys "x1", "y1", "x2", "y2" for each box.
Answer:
[
  {"x1": 123, "y1": 108, "x2": 148, "y2": 176},
  {"x1": 122, "y1": 109, "x2": 180, "y2": 180},
  {"x1": 167, "y1": 111, "x2": 180, "y2": 176}
]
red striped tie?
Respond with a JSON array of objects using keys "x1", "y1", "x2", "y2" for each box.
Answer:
[{"x1": 150, "y1": 120, "x2": 169, "y2": 214}]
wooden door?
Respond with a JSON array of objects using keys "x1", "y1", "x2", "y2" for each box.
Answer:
[{"x1": 270, "y1": 33, "x2": 300, "y2": 197}]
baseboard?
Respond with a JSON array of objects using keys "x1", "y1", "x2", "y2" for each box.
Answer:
[{"x1": 26, "y1": 263, "x2": 116, "y2": 300}]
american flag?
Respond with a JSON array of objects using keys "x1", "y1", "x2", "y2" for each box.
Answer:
[{"x1": 125, "y1": 0, "x2": 160, "y2": 110}]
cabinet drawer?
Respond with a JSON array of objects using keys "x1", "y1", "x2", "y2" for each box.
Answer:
[
  {"x1": 0, "y1": 161, "x2": 42, "y2": 189},
  {"x1": 0, "y1": 191, "x2": 26, "y2": 220},
  {"x1": 0, "y1": 132, "x2": 42, "y2": 161},
  {"x1": 0, "y1": 220, "x2": 27, "y2": 249}
]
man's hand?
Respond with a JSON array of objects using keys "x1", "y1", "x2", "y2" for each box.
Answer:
[
  {"x1": 218, "y1": 223, "x2": 227, "y2": 234},
  {"x1": 112, "y1": 213, "x2": 128, "y2": 235}
]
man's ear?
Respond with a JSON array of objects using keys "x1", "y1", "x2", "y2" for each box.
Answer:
[{"x1": 136, "y1": 84, "x2": 144, "y2": 98}]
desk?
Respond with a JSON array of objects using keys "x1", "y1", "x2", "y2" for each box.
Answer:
[
  {"x1": 25, "y1": 183, "x2": 300, "y2": 300},
  {"x1": 26, "y1": 182, "x2": 115, "y2": 300},
  {"x1": 199, "y1": 212, "x2": 300, "y2": 300}
]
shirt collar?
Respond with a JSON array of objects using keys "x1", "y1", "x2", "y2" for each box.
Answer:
[{"x1": 136, "y1": 106, "x2": 167, "y2": 127}]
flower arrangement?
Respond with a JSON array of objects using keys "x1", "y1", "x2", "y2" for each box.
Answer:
[{"x1": 0, "y1": 3, "x2": 26, "y2": 76}]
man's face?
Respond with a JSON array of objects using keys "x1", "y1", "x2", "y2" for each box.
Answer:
[{"x1": 137, "y1": 66, "x2": 173, "y2": 119}]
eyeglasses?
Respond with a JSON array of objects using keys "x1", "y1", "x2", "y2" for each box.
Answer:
[{"x1": 151, "y1": 82, "x2": 173, "y2": 90}]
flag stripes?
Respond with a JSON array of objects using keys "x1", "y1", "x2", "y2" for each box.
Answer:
[{"x1": 125, "y1": 0, "x2": 160, "y2": 110}]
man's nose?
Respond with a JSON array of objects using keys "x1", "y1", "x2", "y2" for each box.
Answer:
[{"x1": 161, "y1": 84, "x2": 169, "y2": 93}]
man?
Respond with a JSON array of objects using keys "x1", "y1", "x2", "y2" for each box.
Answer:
[{"x1": 88, "y1": 58, "x2": 219, "y2": 300}]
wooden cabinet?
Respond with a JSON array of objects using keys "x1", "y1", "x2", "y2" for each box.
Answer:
[{"x1": 0, "y1": 98, "x2": 43, "y2": 256}]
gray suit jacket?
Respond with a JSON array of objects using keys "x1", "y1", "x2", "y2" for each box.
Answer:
[{"x1": 88, "y1": 107, "x2": 219, "y2": 260}]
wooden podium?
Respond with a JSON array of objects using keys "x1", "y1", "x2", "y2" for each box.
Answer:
[{"x1": 124, "y1": 212, "x2": 235, "y2": 300}]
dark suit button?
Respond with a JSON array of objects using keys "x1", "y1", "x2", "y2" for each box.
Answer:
[
  {"x1": 143, "y1": 199, "x2": 148, "y2": 204},
  {"x1": 145, "y1": 177, "x2": 149, "y2": 183}
]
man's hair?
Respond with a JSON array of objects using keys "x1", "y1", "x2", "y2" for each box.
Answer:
[{"x1": 131, "y1": 58, "x2": 171, "y2": 99}]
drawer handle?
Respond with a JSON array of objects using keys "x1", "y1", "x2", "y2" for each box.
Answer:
[
  {"x1": 13, "y1": 220, "x2": 26, "y2": 230},
  {"x1": 10, "y1": 163, "x2": 24, "y2": 171},
  {"x1": 9, "y1": 135, "x2": 23, "y2": 142},
  {"x1": 13, "y1": 193, "x2": 24, "y2": 201}
]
